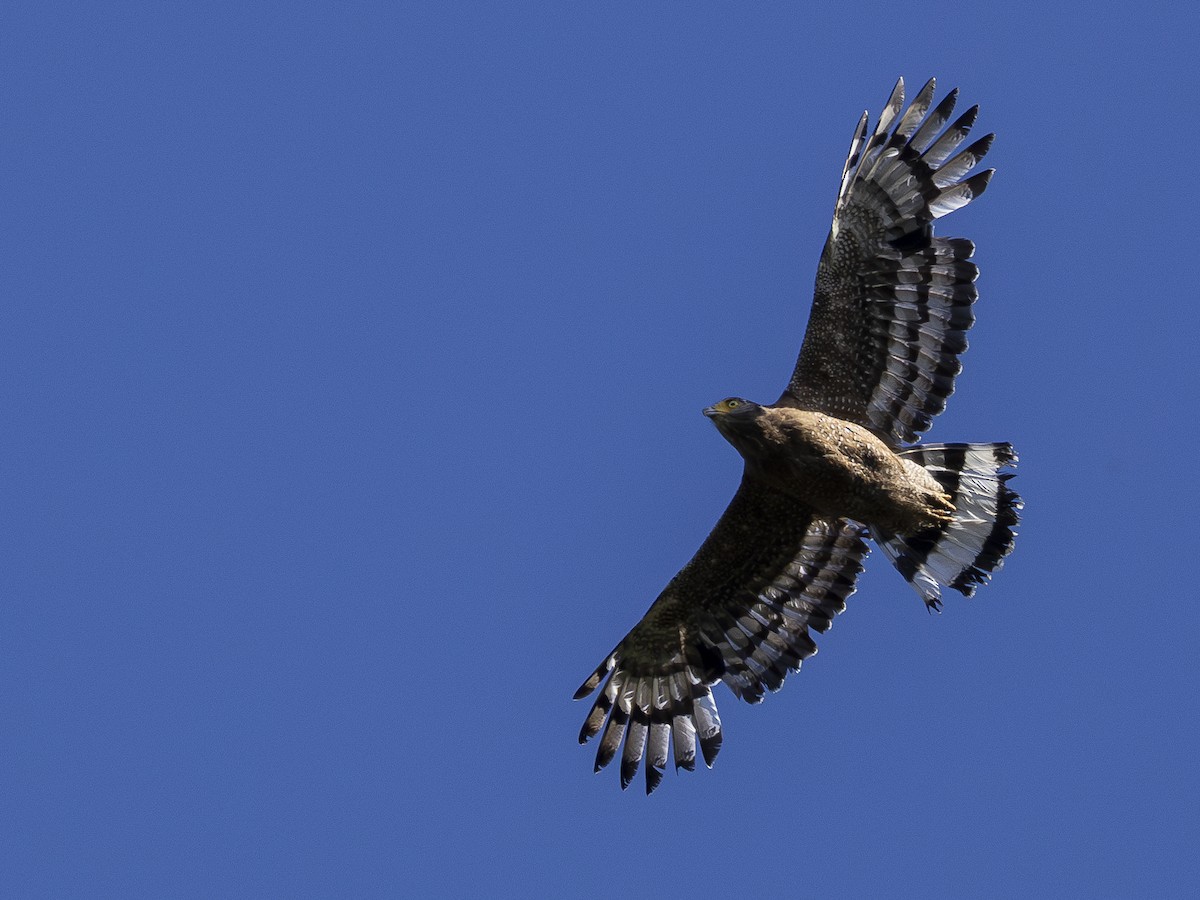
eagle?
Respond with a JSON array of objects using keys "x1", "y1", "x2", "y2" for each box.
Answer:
[{"x1": 575, "y1": 78, "x2": 1022, "y2": 794}]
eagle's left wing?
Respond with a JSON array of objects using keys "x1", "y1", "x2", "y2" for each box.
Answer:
[
  {"x1": 779, "y1": 78, "x2": 994, "y2": 444},
  {"x1": 575, "y1": 477, "x2": 868, "y2": 793}
]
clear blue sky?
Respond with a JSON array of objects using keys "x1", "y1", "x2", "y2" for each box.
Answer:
[{"x1": 5, "y1": 3, "x2": 1199, "y2": 897}]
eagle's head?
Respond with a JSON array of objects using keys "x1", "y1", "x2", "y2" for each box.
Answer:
[
  {"x1": 702, "y1": 397, "x2": 760, "y2": 419},
  {"x1": 703, "y1": 397, "x2": 768, "y2": 456}
]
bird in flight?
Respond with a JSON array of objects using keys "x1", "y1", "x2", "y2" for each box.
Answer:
[{"x1": 575, "y1": 78, "x2": 1021, "y2": 794}]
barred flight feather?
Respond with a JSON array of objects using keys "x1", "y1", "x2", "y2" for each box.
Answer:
[
  {"x1": 784, "y1": 78, "x2": 994, "y2": 445},
  {"x1": 891, "y1": 78, "x2": 936, "y2": 142},
  {"x1": 702, "y1": 520, "x2": 866, "y2": 705},
  {"x1": 908, "y1": 88, "x2": 960, "y2": 153},
  {"x1": 574, "y1": 518, "x2": 867, "y2": 793},
  {"x1": 923, "y1": 107, "x2": 980, "y2": 167}
]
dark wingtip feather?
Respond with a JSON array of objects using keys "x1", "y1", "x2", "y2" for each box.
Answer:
[
  {"x1": 573, "y1": 681, "x2": 596, "y2": 701},
  {"x1": 973, "y1": 133, "x2": 996, "y2": 157},
  {"x1": 953, "y1": 104, "x2": 980, "y2": 134},
  {"x1": 578, "y1": 721, "x2": 594, "y2": 745},
  {"x1": 593, "y1": 704, "x2": 627, "y2": 772},
  {"x1": 699, "y1": 732, "x2": 722, "y2": 768},
  {"x1": 594, "y1": 738, "x2": 618, "y2": 773},
  {"x1": 579, "y1": 709, "x2": 605, "y2": 746},
  {"x1": 645, "y1": 764, "x2": 664, "y2": 794},
  {"x1": 970, "y1": 168, "x2": 996, "y2": 197},
  {"x1": 573, "y1": 654, "x2": 614, "y2": 700},
  {"x1": 619, "y1": 757, "x2": 638, "y2": 791}
]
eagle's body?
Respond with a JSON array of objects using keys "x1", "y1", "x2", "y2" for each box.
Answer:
[
  {"x1": 575, "y1": 78, "x2": 1022, "y2": 794},
  {"x1": 709, "y1": 403, "x2": 954, "y2": 536}
]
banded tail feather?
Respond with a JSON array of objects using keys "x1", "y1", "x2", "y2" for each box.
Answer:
[{"x1": 873, "y1": 442, "x2": 1021, "y2": 610}]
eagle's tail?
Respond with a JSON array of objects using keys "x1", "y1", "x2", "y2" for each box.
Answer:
[{"x1": 872, "y1": 442, "x2": 1021, "y2": 610}]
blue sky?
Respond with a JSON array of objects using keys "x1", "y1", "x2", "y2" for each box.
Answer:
[{"x1": 5, "y1": 2, "x2": 1199, "y2": 897}]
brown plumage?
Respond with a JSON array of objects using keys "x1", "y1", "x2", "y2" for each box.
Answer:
[
  {"x1": 707, "y1": 402, "x2": 955, "y2": 536},
  {"x1": 575, "y1": 78, "x2": 1022, "y2": 794}
]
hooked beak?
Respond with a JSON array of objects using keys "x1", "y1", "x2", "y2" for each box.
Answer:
[{"x1": 702, "y1": 405, "x2": 720, "y2": 419}]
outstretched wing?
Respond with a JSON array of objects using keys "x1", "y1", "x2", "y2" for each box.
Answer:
[
  {"x1": 575, "y1": 477, "x2": 868, "y2": 793},
  {"x1": 779, "y1": 77, "x2": 994, "y2": 444}
]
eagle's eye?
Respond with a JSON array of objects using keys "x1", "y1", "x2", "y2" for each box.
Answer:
[{"x1": 725, "y1": 399, "x2": 741, "y2": 410}]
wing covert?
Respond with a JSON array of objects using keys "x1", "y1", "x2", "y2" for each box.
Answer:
[{"x1": 780, "y1": 77, "x2": 994, "y2": 444}]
